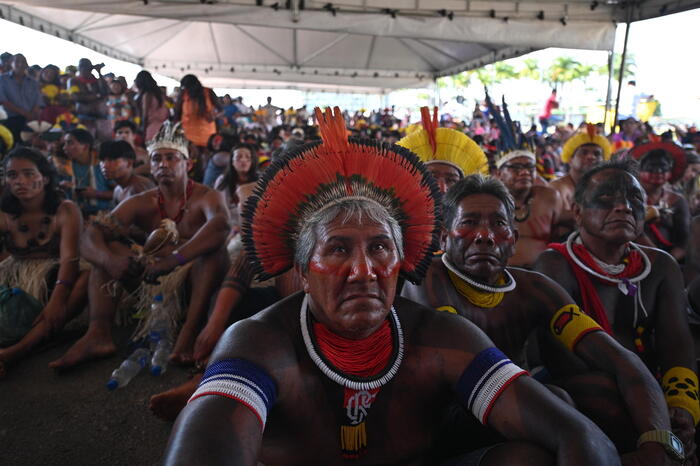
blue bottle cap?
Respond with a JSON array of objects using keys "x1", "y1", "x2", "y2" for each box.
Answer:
[
  {"x1": 151, "y1": 366, "x2": 162, "y2": 376},
  {"x1": 11, "y1": 288, "x2": 22, "y2": 295},
  {"x1": 153, "y1": 294, "x2": 164, "y2": 302},
  {"x1": 106, "y1": 379, "x2": 118, "y2": 390}
]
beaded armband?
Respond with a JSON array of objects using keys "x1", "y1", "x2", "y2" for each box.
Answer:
[
  {"x1": 662, "y1": 366, "x2": 700, "y2": 426},
  {"x1": 189, "y1": 358, "x2": 277, "y2": 430},
  {"x1": 456, "y1": 347, "x2": 528, "y2": 424},
  {"x1": 549, "y1": 304, "x2": 603, "y2": 351}
]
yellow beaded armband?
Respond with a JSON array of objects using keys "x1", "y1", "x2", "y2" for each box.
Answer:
[
  {"x1": 549, "y1": 304, "x2": 603, "y2": 351},
  {"x1": 662, "y1": 367, "x2": 700, "y2": 426}
]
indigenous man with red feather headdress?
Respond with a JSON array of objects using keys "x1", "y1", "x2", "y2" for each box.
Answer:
[{"x1": 164, "y1": 107, "x2": 621, "y2": 466}]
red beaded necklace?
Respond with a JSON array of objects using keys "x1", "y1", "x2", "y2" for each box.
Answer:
[
  {"x1": 313, "y1": 319, "x2": 392, "y2": 377},
  {"x1": 157, "y1": 179, "x2": 194, "y2": 224}
]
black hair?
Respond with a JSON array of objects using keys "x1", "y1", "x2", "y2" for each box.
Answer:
[
  {"x1": 180, "y1": 74, "x2": 208, "y2": 118},
  {"x1": 67, "y1": 128, "x2": 93, "y2": 147},
  {"x1": 573, "y1": 159, "x2": 639, "y2": 205},
  {"x1": 639, "y1": 148, "x2": 673, "y2": 169},
  {"x1": 1, "y1": 147, "x2": 63, "y2": 216},
  {"x1": 442, "y1": 174, "x2": 515, "y2": 228},
  {"x1": 215, "y1": 143, "x2": 259, "y2": 202},
  {"x1": 207, "y1": 133, "x2": 238, "y2": 153},
  {"x1": 99, "y1": 140, "x2": 135, "y2": 161},
  {"x1": 113, "y1": 119, "x2": 139, "y2": 134},
  {"x1": 134, "y1": 70, "x2": 164, "y2": 107}
]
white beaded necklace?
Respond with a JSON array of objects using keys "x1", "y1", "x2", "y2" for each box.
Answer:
[
  {"x1": 299, "y1": 294, "x2": 404, "y2": 392},
  {"x1": 565, "y1": 231, "x2": 652, "y2": 327},
  {"x1": 441, "y1": 254, "x2": 517, "y2": 294}
]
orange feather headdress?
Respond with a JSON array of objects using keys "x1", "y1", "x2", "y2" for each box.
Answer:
[{"x1": 241, "y1": 107, "x2": 441, "y2": 284}]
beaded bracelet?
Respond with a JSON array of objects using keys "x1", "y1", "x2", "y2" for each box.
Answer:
[{"x1": 172, "y1": 250, "x2": 187, "y2": 266}]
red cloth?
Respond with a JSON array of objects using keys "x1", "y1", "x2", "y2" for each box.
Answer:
[
  {"x1": 548, "y1": 243, "x2": 644, "y2": 335},
  {"x1": 648, "y1": 223, "x2": 673, "y2": 248}
]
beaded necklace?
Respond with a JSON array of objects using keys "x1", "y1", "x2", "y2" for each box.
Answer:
[
  {"x1": 157, "y1": 179, "x2": 194, "y2": 224},
  {"x1": 441, "y1": 254, "x2": 516, "y2": 297},
  {"x1": 300, "y1": 294, "x2": 404, "y2": 458}
]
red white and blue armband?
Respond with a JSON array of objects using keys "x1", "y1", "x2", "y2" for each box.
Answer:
[
  {"x1": 189, "y1": 358, "x2": 277, "y2": 430},
  {"x1": 456, "y1": 347, "x2": 528, "y2": 424}
]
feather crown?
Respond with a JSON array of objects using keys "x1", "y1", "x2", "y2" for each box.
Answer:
[
  {"x1": 147, "y1": 121, "x2": 189, "y2": 159},
  {"x1": 560, "y1": 123, "x2": 612, "y2": 164},
  {"x1": 397, "y1": 106, "x2": 488, "y2": 177},
  {"x1": 484, "y1": 90, "x2": 537, "y2": 169},
  {"x1": 241, "y1": 107, "x2": 441, "y2": 284}
]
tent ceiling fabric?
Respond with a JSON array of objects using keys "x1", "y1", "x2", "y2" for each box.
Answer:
[{"x1": 0, "y1": 1, "x2": 696, "y2": 92}]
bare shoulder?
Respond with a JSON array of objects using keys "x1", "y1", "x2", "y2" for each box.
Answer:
[
  {"x1": 509, "y1": 267, "x2": 573, "y2": 312},
  {"x1": 57, "y1": 199, "x2": 81, "y2": 218},
  {"x1": 210, "y1": 293, "x2": 302, "y2": 371},
  {"x1": 394, "y1": 295, "x2": 492, "y2": 353},
  {"x1": 532, "y1": 184, "x2": 559, "y2": 201},
  {"x1": 639, "y1": 244, "x2": 681, "y2": 274},
  {"x1": 549, "y1": 175, "x2": 572, "y2": 191},
  {"x1": 133, "y1": 175, "x2": 155, "y2": 192}
]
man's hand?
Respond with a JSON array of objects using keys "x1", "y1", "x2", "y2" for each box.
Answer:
[
  {"x1": 670, "y1": 407, "x2": 697, "y2": 465},
  {"x1": 621, "y1": 442, "x2": 683, "y2": 466},
  {"x1": 144, "y1": 255, "x2": 179, "y2": 284},
  {"x1": 193, "y1": 319, "x2": 227, "y2": 364},
  {"x1": 105, "y1": 255, "x2": 143, "y2": 282}
]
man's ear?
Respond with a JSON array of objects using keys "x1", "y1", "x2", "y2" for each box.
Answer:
[
  {"x1": 511, "y1": 225, "x2": 519, "y2": 243},
  {"x1": 572, "y1": 202, "x2": 583, "y2": 227},
  {"x1": 186, "y1": 157, "x2": 195, "y2": 172},
  {"x1": 294, "y1": 263, "x2": 310, "y2": 294},
  {"x1": 439, "y1": 227, "x2": 447, "y2": 252}
]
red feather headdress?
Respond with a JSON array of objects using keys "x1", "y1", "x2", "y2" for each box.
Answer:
[{"x1": 241, "y1": 107, "x2": 441, "y2": 284}]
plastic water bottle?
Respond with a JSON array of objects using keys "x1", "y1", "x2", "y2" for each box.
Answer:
[
  {"x1": 150, "y1": 338, "x2": 172, "y2": 376},
  {"x1": 148, "y1": 294, "x2": 173, "y2": 375},
  {"x1": 107, "y1": 347, "x2": 149, "y2": 390},
  {"x1": 148, "y1": 294, "x2": 168, "y2": 342}
]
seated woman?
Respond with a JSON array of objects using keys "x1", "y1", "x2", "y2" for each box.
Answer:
[
  {"x1": 213, "y1": 143, "x2": 259, "y2": 253},
  {"x1": 0, "y1": 147, "x2": 89, "y2": 377}
]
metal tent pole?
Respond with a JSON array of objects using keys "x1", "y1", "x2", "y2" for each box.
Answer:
[{"x1": 612, "y1": 3, "x2": 634, "y2": 133}]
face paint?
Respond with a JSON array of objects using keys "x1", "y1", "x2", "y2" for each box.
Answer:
[{"x1": 583, "y1": 170, "x2": 646, "y2": 222}]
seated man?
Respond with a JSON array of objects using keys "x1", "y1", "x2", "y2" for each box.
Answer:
[
  {"x1": 164, "y1": 108, "x2": 621, "y2": 466},
  {"x1": 98, "y1": 140, "x2": 154, "y2": 205},
  {"x1": 397, "y1": 106, "x2": 488, "y2": 194},
  {"x1": 50, "y1": 122, "x2": 230, "y2": 369},
  {"x1": 549, "y1": 125, "x2": 611, "y2": 239},
  {"x1": 535, "y1": 160, "x2": 698, "y2": 460},
  {"x1": 402, "y1": 174, "x2": 688, "y2": 463},
  {"x1": 495, "y1": 149, "x2": 563, "y2": 267},
  {"x1": 629, "y1": 142, "x2": 690, "y2": 261}
]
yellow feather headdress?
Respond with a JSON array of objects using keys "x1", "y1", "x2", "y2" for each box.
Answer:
[{"x1": 397, "y1": 107, "x2": 488, "y2": 177}]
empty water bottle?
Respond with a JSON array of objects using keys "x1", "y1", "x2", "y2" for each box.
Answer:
[
  {"x1": 149, "y1": 294, "x2": 169, "y2": 342},
  {"x1": 106, "y1": 347, "x2": 149, "y2": 390},
  {"x1": 150, "y1": 337, "x2": 172, "y2": 376}
]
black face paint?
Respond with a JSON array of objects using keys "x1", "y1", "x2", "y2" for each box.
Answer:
[
  {"x1": 640, "y1": 152, "x2": 673, "y2": 174},
  {"x1": 584, "y1": 171, "x2": 646, "y2": 221}
]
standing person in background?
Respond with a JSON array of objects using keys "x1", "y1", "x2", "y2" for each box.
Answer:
[
  {"x1": 133, "y1": 70, "x2": 169, "y2": 143},
  {"x1": 538, "y1": 89, "x2": 558, "y2": 134},
  {"x1": 174, "y1": 74, "x2": 218, "y2": 177},
  {"x1": 68, "y1": 58, "x2": 108, "y2": 139},
  {"x1": 0, "y1": 54, "x2": 43, "y2": 143}
]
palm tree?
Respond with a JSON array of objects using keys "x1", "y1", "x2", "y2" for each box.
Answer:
[
  {"x1": 545, "y1": 56, "x2": 582, "y2": 90},
  {"x1": 598, "y1": 52, "x2": 637, "y2": 80},
  {"x1": 519, "y1": 58, "x2": 541, "y2": 80}
]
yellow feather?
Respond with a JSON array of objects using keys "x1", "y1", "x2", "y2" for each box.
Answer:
[{"x1": 397, "y1": 128, "x2": 488, "y2": 176}]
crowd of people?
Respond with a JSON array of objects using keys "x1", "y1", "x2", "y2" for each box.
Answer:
[{"x1": 2, "y1": 50, "x2": 700, "y2": 465}]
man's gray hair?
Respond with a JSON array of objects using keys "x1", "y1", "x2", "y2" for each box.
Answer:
[{"x1": 294, "y1": 198, "x2": 404, "y2": 272}]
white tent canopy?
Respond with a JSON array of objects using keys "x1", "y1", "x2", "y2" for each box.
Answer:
[{"x1": 0, "y1": 0, "x2": 696, "y2": 93}]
